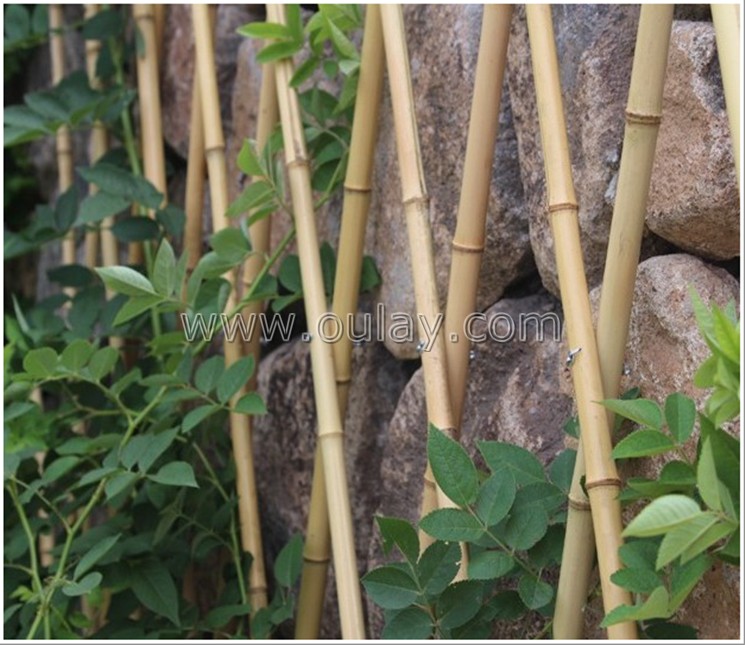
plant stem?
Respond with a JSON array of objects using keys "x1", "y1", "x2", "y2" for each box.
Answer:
[{"x1": 7, "y1": 482, "x2": 44, "y2": 598}]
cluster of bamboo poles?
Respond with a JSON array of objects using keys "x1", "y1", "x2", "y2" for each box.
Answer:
[{"x1": 41, "y1": 2, "x2": 740, "y2": 640}]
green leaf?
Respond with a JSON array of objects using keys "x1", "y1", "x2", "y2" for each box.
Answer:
[
  {"x1": 290, "y1": 55, "x2": 321, "y2": 87},
  {"x1": 601, "y1": 586, "x2": 670, "y2": 627},
  {"x1": 152, "y1": 240, "x2": 177, "y2": 296},
  {"x1": 236, "y1": 139, "x2": 264, "y2": 176},
  {"x1": 381, "y1": 606, "x2": 433, "y2": 640},
  {"x1": 82, "y1": 8, "x2": 123, "y2": 40},
  {"x1": 54, "y1": 185, "x2": 79, "y2": 231},
  {"x1": 474, "y1": 470, "x2": 516, "y2": 526},
  {"x1": 467, "y1": 550, "x2": 514, "y2": 581},
  {"x1": 601, "y1": 398, "x2": 662, "y2": 430},
  {"x1": 182, "y1": 404, "x2": 221, "y2": 433},
  {"x1": 236, "y1": 21, "x2": 291, "y2": 40},
  {"x1": 513, "y1": 481, "x2": 565, "y2": 515},
  {"x1": 427, "y1": 426, "x2": 478, "y2": 506},
  {"x1": 623, "y1": 495, "x2": 703, "y2": 538},
  {"x1": 360, "y1": 256, "x2": 381, "y2": 292},
  {"x1": 23, "y1": 347, "x2": 58, "y2": 378},
  {"x1": 681, "y1": 520, "x2": 735, "y2": 563},
  {"x1": 216, "y1": 356, "x2": 255, "y2": 404},
  {"x1": 436, "y1": 580, "x2": 483, "y2": 629},
  {"x1": 211, "y1": 228, "x2": 250, "y2": 263},
  {"x1": 47, "y1": 264, "x2": 95, "y2": 288},
  {"x1": 417, "y1": 540, "x2": 459, "y2": 596},
  {"x1": 87, "y1": 347, "x2": 119, "y2": 380},
  {"x1": 60, "y1": 339, "x2": 95, "y2": 372},
  {"x1": 148, "y1": 461, "x2": 199, "y2": 488},
  {"x1": 113, "y1": 295, "x2": 162, "y2": 326},
  {"x1": 74, "y1": 535, "x2": 121, "y2": 580},
  {"x1": 96, "y1": 266, "x2": 157, "y2": 296},
  {"x1": 274, "y1": 533, "x2": 304, "y2": 587},
  {"x1": 376, "y1": 516, "x2": 419, "y2": 565},
  {"x1": 362, "y1": 566, "x2": 419, "y2": 610},
  {"x1": 320, "y1": 242, "x2": 336, "y2": 295},
  {"x1": 111, "y1": 215, "x2": 160, "y2": 243},
  {"x1": 61, "y1": 572, "x2": 103, "y2": 597},
  {"x1": 669, "y1": 553, "x2": 711, "y2": 612},
  {"x1": 234, "y1": 392, "x2": 267, "y2": 415},
  {"x1": 656, "y1": 512, "x2": 721, "y2": 568},
  {"x1": 130, "y1": 559, "x2": 181, "y2": 626},
  {"x1": 78, "y1": 192, "x2": 129, "y2": 224},
  {"x1": 644, "y1": 621, "x2": 698, "y2": 640},
  {"x1": 121, "y1": 428, "x2": 179, "y2": 473},
  {"x1": 257, "y1": 39, "x2": 302, "y2": 64},
  {"x1": 279, "y1": 254, "x2": 302, "y2": 293},
  {"x1": 697, "y1": 438, "x2": 723, "y2": 513},
  {"x1": 517, "y1": 573, "x2": 553, "y2": 610},
  {"x1": 105, "y1": 471, "x2": 138, "y2": 501},
  {"x1": 205, "y1": 604, "x2": 252, "y2": 630},
  {"x1": 41, "y1": 456, "x2": 80, "y2": 485},
  {"x1": 195, "y1": 355, "x2": 225, "y2": 395},
  {"x1": 477, "y1": 441, "x2": 545, "y2": 485},
  {"x1": 549, "y1": 448, "x2": 576, "y2": 494},
  {"x1": 324, "y1": 14, "x2": 359, "y2": 60},
  {"x1": 664, "y1": 393, "x2": 696, "y2": 444},
  {"x1": 612, "y1": 429, "x2": 676, "y2": 459},
  {"x1": 79, "y1": 163, "x2": 162, "y2": 209},
  {"x1": 226, "y1": 180, "x2": 274, "y2": 218},
  {"x1": 610, "y1": 567, "x2": 664, "y2": 594},
  {"x1": 501, "y1": 505, "x2": 549, "y2": 550},
  {"x1": 419, "y1": 508, "x2": 484, "y2": 542},
  {"x1": 489, "y1": 590, "x2": 526, "y2": 620}
]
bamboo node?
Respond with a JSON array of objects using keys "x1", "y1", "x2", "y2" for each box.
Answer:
[
  {"x1": 303, "y1": 554, "x2": 332, "y2": 565},
  {"x1": 625, "y1": 110, "x2": 662, "y2": 126},
  {"x1": 335, "y1": 376, "x2": 352, "y2": 385},
  {"x1": 286, "y1": 157, "x2": 311, "y2": 171},
  {"x1": 568, "y1": 497, "x2": 592, "y2": 511},
  {"x1": 205, "y1": 144, "x2": 226, "y2": 155},
  {"x1": 344, "y1": 184, "x2": 372, "y2": 195},
  {"x1": 585, "y1": 477, "x2": 623, "y2": 491},
  {"x1": 402, "y1": 194, "x2": 430, "y2": 208},
  {"x1": 547, "y1": 201, "x2": 579, "y2": 214},
  {"x1": 451, "y1": 240, "x2": 485, "y2": 254}
]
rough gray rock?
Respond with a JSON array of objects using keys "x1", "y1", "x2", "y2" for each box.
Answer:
[{"x1": 646, "y1": 21, "x2": 739, "y2": 259}]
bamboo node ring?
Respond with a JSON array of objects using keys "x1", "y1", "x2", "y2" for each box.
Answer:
[
  {"x1": 344, "y1": 184, "x2": 372, "y2": 195},
  {"x1": 303, "y1": 555, "x2": 332, "y2": 565},
  {"x1": 286, "y1": 157, "x2": 311, "y2": 170},
  {"x1": 204, "y1": 144, "x2": 225, "y2": 155},
  {"x1": 402, "y1": 194, "x2": 430, "y2": 208},
  {"x1": 568, "y1": 497, "x2": 592, "y2": 511},
  {"x1": 335, "y1": 376, "x2": 352, "y2": 385},
  {"x1": 452, "y1": 240, "x2": 485, "y2": 254},
  {"x1": 585, "y1": 477, "x2": 623, "y2": 491},
  {"x1": 625, "y1": 110, "x2": 662, "y2": 126},
  {"x1": 548, "y1": 201, "x2": 579, "y2": 214}
]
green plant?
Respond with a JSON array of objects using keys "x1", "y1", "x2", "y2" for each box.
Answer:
[
  {"x1": 363, "y1": 427, "x2": 576, "y2": 639},
  {"x1": 600, "y1": 295, "x2": 740, "y2": 636}
]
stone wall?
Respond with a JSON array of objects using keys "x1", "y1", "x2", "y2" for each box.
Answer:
[{"x1": 20, "y1": 4, "x2": 740, "y2": 639}]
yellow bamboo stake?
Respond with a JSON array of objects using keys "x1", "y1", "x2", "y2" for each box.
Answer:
[
  {"x1": 153, "y1": 4, "x2": 165, "y2": 63},
  {"x1": 444, "y1": 4, "x2": 512, "y2": 428},
  {"x1": 184, "y1": 69, "x2": 206, "y2": 274},
  {"x1": 192, "y1": 4, "x2": 268, "y2": 613},
  {"x1": 711, "y1": 4, "x2": 741, "y2": 189},
  {"x1": 526, "y1": 6, "x2": 636, "y2": 639},
  {"x1": 49, "y1": 5, "x2": 75, "y2": 293},
  {"x1": 241, "y1": 61, "x2": 277, "y2": 374},
  {"x1": 380, "y1": 5, "x2": 467, "y2": 574},
  {"x1": 294, "y1": 6, "x2": 384, "y2": 638},
  {"x1": 553, "y1": 6, "x2": 673, "y2": 638},
  {"x1": 133, "y1": 5, "x2": 167, "y2": 211},
  {"x1": 268, "y1": 4, "x2": 365, "y2": 637}
]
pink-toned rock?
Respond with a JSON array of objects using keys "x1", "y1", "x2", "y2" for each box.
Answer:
[{"x1": 646, "y1": 21, "x2": 739, "y2": 260}]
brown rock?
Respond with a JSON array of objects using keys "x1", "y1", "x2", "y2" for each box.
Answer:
[
  {"x1": 507, "y1": 5, "x2": 674, "y2": 298},
  {"x1": 371, "y1": 5, "x2": 534, "y2": 359},
  {"x1": 646, "y1": 21, "x2": 739, "y2": 260},
  {"x1": 253, "y1": 333, "x2": 410, "y2": 638},
  {"x1": 367, "y1": 292, "x2": 572, "y2": 637}
]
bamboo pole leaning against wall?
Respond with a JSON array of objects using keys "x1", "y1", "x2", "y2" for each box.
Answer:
[
  {"x1": 183, "y1": 69, "x2": 206, "y2": 275},
  {"x1": 444, "y1": 4, "x2": 512, "y2": 427},
  {"x1": 552, "y1": 6, "x2": 674, "y2": 638},
  {"x1": 267, "y1": 4, "x2": 366, "y2": 638},
  {"x1": 711, "y1": 3, "x2": 741, "y2": 188},
  {"x1": 379, "y1": 5, "x2": 467, "y2": 575},
  {"x1": 50, "y1": 5, "x2": 76, "y2": 297},
  {"x1": 294, "y1": 5, "x2": 385, "y2": 639},
  {"x1": 192, "y1": 4, "x2": 269, "y2": 613},
  {"x1": 525, "y1": 5, "x2": 637, "y2": 640}
]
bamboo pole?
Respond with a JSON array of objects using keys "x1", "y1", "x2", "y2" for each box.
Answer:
[
  {"x1": 241, "y1": 62, "x2": 278, "y2": 372},
  {"x1": 133, "y1": 5, "x2": 167, "y2": 211},
  {"x1": 444, "y1": 5, "x2": 512, "y2": 428},
  {"x1": 380, "y1": 6, "x2": 466, "y2": 566},
  {"x1": 49, "y1": 5, "x2": 75, "y2": 293},
  {"x1": 552, "y1": 7, "x2": 673, "y2": 638},
  {"x1": 153, "y1": 4, "x2": 165, "y2": 63},
  {"x1": 711, "y1": 4, "x2": 741, "y2": 189},
  {"x1": 184, "y1": 69, "x2": 206, "y2": 274},
  {"x1": 525, "y1": 6, "x2": 636, "y2": 639},
  {"x1": 192, "y1": 4, "x2": 268, "y2": 613},
  {"x1": 294, "y1": 6, "x2": 385, "y2": 638},
  {"x1": 267, "y1": 4, "x2": 365, "y2": 637}
]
